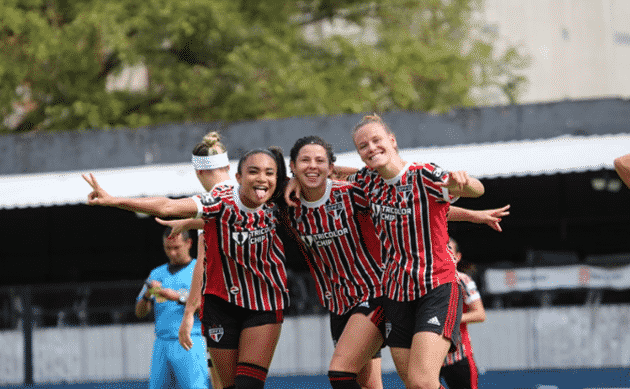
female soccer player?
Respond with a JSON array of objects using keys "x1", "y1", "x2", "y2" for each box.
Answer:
[
  {"x1": 283, "y1": 135, "x2": 507, "y2": 389},
  {"x1": 286, "y1": 135, "x2": 386, "y2": 389},
  {"x1": 176, "y1": 131, "x2": 233, "y2": 389},
  {"x1": 84, "y1": 147, "x2": 288, "y2": 389},
  {"x1": 349, "y1": 114, "x2": 484, "y2": 389}
]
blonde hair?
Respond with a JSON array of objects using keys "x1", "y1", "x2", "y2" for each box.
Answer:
[
  {"x1": 351, "y1": 113, "x2": 397, "y2": 151},
  {"x1": 192, "y1": 131, "x2": 227, "y2": 156}
]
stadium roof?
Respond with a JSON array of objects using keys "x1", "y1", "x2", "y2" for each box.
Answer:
[{"x1": 1, "y1": 133, "x2": 628, "y2": 209}]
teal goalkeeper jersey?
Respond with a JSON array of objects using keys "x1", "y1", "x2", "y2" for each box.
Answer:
[{"x1": 139, "y1": 259, "x2": 202, "y2": 340}]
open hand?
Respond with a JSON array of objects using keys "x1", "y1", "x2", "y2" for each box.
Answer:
[
  {"x1": 178, "y1": 314, "x2": 195, "y2": 351},
  {"x1": 478, "y1": 204, "x2": 511, "y2": 232}
]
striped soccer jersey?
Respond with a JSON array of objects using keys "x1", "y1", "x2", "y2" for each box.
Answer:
[
  {"x1": 444, "y1": 272, "x2": 481, "y2": 365},
  {"x1": 288, "y1": 179, "x2": 383, "y2": 315},
  {"x1": 193, "y1": 184, "x2": 289, "y2": 311},
  {"x1": 350, "y1": 162, "x2": 458, "y2": 301}
]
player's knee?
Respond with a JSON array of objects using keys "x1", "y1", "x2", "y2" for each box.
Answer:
[{"x1": 405, "y1": 378, "x2": 441, "y2": 389}]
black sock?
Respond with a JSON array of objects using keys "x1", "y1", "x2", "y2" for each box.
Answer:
[
  {"x1": 234, "y1": 362, "x2": 267, "y2": 389},
  {"x1": 328, "y1": 370, "x2": 361, "y2": 389},
  {"x1": 223, "y1": 386, "x2": 236, "y2": 389}
]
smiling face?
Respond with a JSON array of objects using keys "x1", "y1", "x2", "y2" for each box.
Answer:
[
  {"x1": 352, "y1": 122, "x2": 398, "y2": 171},
  {"x1": 290, "y1": 144, "x2": 332, "y2": 201},
  {"x1": 235, "y1": 153, "x2": 277, "y2": 208}
]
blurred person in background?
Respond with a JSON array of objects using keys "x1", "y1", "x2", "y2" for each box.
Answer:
[
  {"x1": 439, "y1": 237, "x2": 487, "y2": 389},
  {"x1": 136, "y1": 228, "x2": 209, "y2": 389}
]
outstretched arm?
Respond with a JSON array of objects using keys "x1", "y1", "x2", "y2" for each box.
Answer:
[
  {"x1": 83, "y1": 173, "x2": 197, "y2": 218},
  {"x1": 448, "y1": 205, "x2": 510, "y2": 232},
  {"x1": 614, "y1": 154, "x2": 630, "y2": 189}
]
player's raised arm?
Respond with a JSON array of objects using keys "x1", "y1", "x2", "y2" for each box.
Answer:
[
  {"x1": 448, "y1": 205, "x2": 510, "y2": 232},
  {"x1": 83, "y1": 173, "x2": 197, "y2": 219}
]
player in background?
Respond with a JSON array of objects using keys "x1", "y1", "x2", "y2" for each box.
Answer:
[
  {"x1": 440, "y1": 238, "x2": 487, "y2": 389},
  {"x1": 84, "y1": 147, "x2": 289, "y2": 389},
  {"x1": 614, "y1": 153, "x2": 630, "y2": 189},
  {"x1": 168, "y1": 131, "x2": 233, "y2": 389},
  {"x1": 136, "y1": 228, "x2": 209, "y2": 389}
]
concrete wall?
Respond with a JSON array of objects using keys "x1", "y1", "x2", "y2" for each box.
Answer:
[
  {"x1": 2, "y1": 305, "x2": 630, "y2": 385},
  {"x1": 1, "y1": 98, "x2": 630, "y2": 175}
]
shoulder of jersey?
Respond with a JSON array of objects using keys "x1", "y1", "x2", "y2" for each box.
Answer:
[
  {"x1": 212, "y1": 183, "x2": 234, "y2": 195},
  {"x1": 353, "y1": 166, "x2": 377, "y2": 179}
]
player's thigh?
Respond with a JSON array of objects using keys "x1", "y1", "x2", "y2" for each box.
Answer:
[
  {"x1": 330, "y1": 311, "x2": 384, "y2": 374},
  {"x1": 407, "y1": 331, "x2": 451, "y2": 387},
  {"x1": 209, "y1": 347, "x2": 239, "y2": 387},
  {"x1": 238, "y1": 323, "x2": 282, "y2": 368},
  {"x1": 169, "y1": 336, "x2": 209, "y2": 389}
]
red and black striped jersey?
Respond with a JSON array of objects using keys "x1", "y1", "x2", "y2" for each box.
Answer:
[
  {"x1": 349, "y1": 162, "x2": 458, "y2": 301},
  {"x1": 444, "y1": 272, "x2": 481, "y2": 366},
  {"x1": 192, "y1": 184, "x2": 289, "y2": 311},
  {"x1": 288, "y1": 179, "x2": 383, "y2": 315}
]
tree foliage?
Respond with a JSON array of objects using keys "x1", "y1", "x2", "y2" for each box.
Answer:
[{"x1": 0, "y1": 0, "x2": 528, "y2": 132}]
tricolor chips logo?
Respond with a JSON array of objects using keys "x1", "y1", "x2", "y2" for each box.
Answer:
[{"x1": 207, "y1": 326, "x2": 224, "y2": 343}]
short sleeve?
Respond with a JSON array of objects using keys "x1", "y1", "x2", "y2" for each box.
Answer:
[{"x1": 193, "y1": 192, "x2": 222, "y2": 219}]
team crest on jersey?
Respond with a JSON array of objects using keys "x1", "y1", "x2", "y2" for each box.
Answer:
[
  {"x1": 396, "y1": 184, "x2": 413, "y2": 201},
  {"x1": 232, "y1": 231, "x2": 249, "y2": 245},
  {"x1": 385, "y1": 322, "x2": 392, "y2": 338},
  {"x1": 325, "y1": 202, "x2": 344, "y2": 220},
  {"x1": 207, "y1": 326, "x2": 224, "y2": 343}
]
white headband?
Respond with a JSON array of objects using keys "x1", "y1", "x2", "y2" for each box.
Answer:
[{"x1": 192, "y1": 153, "x2": 230, "y2": 170}]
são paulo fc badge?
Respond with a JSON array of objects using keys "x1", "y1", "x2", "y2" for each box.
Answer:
[
  {"x1": 207, "y1": 326, "x2": 224, "y2": 343},
  {"x1": 385, "y1": 322, "x2": 392, "y2": 338}
]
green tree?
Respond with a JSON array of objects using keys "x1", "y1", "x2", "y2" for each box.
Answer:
[{"x1": 0, "y1": 0, "x2": 528, "y2": 133}]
